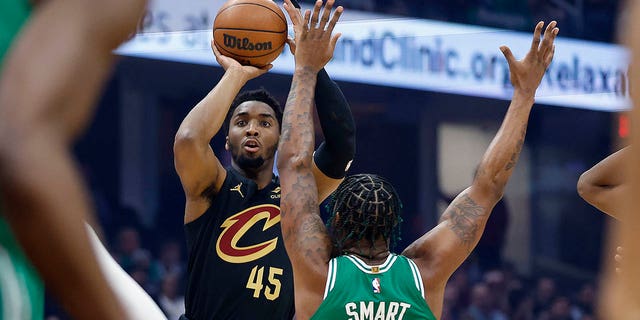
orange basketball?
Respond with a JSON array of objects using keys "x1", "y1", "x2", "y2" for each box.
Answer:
[{"x1": 213, "y1": 0, "x2": 288, "y2": 67}]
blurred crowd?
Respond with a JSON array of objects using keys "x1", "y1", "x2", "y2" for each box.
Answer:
[
  {"x1": 441, "y1": 262, "x2": 597, "y2": 320},
  {"x1": 301, "y1": 0, "x2": 621, "y2": 43}
]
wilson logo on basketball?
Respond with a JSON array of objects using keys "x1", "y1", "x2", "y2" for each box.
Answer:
[
  {"x1": 223, "y1": 34, "x2": 273, "y2": 51},
  {"x1": 216, "y1": 204, "x2": 280, "y2": 263}
]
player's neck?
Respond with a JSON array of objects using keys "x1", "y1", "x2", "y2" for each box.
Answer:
[
  {"x1": 343, "y1": 241, "x2": 391, "y2": 265},
  {"x1": 232, "y1": 161, "x2": 274, "y2": 189}
]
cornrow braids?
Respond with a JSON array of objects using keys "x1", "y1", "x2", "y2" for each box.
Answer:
[{"x1": 326, "y1": 174, "x2": 403, "y2": 256}]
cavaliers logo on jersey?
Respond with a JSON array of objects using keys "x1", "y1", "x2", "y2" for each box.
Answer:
[{"x1": 216, "y1": 204, "x2": 280, "y2": 263}]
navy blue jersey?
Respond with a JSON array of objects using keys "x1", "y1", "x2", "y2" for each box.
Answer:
[{"x1": 184, "y1": 167, "x2": 294, "y2": 320}]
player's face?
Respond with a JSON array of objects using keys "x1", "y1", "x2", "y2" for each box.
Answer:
[{"x1": 226, "y1": 101, "x2": 280, "y2": 170}]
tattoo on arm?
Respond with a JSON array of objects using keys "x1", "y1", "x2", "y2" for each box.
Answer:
[
  {"x1": 505, "y1": 128, "x2": 526, "y2": 171},
  {"x1": 281, "y1": 172, "x2": 330, "y2": 261},
  {"x1": 280, "y1": 69, "x2": 316, "y2": 158},
  {"x1": 439, "y1": 194, "x2": 485, "y2": 251}
]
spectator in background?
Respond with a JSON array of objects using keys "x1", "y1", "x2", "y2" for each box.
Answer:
[
  {"x1": 114, "y1": 225, "x2": 144, "y2": 271},
  {"x1": 540, "y1": 296, "x2": 573, "y2": 320},
  {"x1": 534, "y1": 277, "x2": 558, "y2": 316},
  {"x1": 442, "y1": 283, "x2": 463, "y2": 320},
  {"x1": 154, "y1": 239, "x2": 185, "y2": 280},
  {"x1": 484, "y1": 270, "x2": 509, "y2": 314},
  {"x1": 509, "y1": 287, "x2": 535, "y2": 320},
  {"x1": 462, "y1": 283, "x2": 508, "y2": 320},
  {"x1": 158, "y1": 273, "x2": 186, "y2": 320},
  {"x1": 571, "y1": 282, "x2": 596, "y2": 319}
]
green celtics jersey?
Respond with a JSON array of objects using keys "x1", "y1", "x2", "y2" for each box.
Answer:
[
  {"x1": 0, "y1": 2, "x2": 44, "y2": 318},
  {"x1": 311, "y1": 253, "x2": 436, "y2": 320},
  {"x1": 0, "y1": 217, "x2": 44, "y2": 320},
  {"x1": 0, "y1": 0, "x2": 31, "y2": 68}
]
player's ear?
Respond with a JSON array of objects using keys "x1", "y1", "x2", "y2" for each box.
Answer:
[{"x1": 225, "y1": 136, "x2": 230, "y2": 151}]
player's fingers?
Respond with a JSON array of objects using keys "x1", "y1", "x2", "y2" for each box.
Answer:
[
  {"x1": 615, "y1": 254, "x2": 623, "y2": 262},
  {"x1": 319, "y1": 0, "x2": 334, "y2": 30},
  {"x1": 617, "y1": 246, "x2": 624, "y2": 254},
  {"x1": 286, "y1": 37, "x2": 296, "y2": 54},
  {"x1": 530, "y1": 21, "x2": 543, "y2": 52},
  {"x1": 500, "y1": 45, "x2": 516, "y2": 66},
  {"x1": 289, "y1": 0, "x2": 302, "y2": 9},
  {"x1": 301, "y1": 9, "x2": 311, "y2": 36},
  {"x1": 326, "y1": 6, "x2": 343, "y2": 34},
  {"x1": 310, "y1": 0, "x2": 322, "y2": 28},
  {"x1": 544, "y1": 44, "x2": 555, "y2": 66},
  {"x1": 540, "y1": 21, "x2": 557, "y2": 56},
  {"x1": 329, "y1": 32, "x2": 341, "y2": 52},
  {"x1": 282, "y1": 0, "x2": 300, "y2": 24},
  {"x1": 211, "y1": 41, "x2": 223, "y2": 58}
]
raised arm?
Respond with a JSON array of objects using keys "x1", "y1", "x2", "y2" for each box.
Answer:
[
  {"x1": 173, "y1": 45, "x2": 270, "y2": 223},
  {"x1": 286, "y1": 0, "x2": 356, "y2": 200},
  {"x1": 0, "y1": 0, "x2": 146, "y2": 318},
  {"x1": 403, "y1": 21, "x2": 558, "y2": 316},
  {"x1": 577, "y1": 146, "x2": 629, "y2": 219},
  {"x1": 277, "y1": 0, "x2": 342, "y2": 318}
]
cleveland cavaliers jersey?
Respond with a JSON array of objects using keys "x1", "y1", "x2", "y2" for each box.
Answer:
[
  {"x1": 184, "y1": 167, "x2": 294, "y2": 320},
  {"x1": 311, "y1": 254, "x2": 436, "y2": 320}
]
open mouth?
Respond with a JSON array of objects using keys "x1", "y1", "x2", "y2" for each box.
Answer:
[{"x1": 243, "y1": 140, "x2": 260, "y2": 153}]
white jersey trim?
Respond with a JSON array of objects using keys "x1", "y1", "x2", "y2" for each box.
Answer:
[
  {"x1": 323, "y1": 258, "x2": 337, "y2": 299},
  {"x1": 345, "y1": 254, "x2": 398, "y2": 274},
  {"x1": 407, "y1": 258, "x2": 425, "y2": 297},
  {"x1": 0, "y1": 245, "x2": 30, "y2": 320}
]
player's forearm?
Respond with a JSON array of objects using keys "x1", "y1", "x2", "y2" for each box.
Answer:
[
  {"x1": 277, "y1": 67, "x2": 318, "y2": 172},
  {"x1": 277, "y1": 67, "x2": 326, "y2": 260},
  {"x1": 176, "y1": 68, "x2": 249, "y2": 144},
  {"x1": 0, "y1": 135, "x2": 126, "y2": 320},
  {"x1": 474, "y1": 92, "x2": 534, "y2": 201},
  {"x1": 313, "y1": 69, "x2": 355, "y2": 178}
]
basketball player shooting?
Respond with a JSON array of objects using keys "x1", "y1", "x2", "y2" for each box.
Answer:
[{"x1": 174, "y1": 0, "x2": 355, "y2": 319}]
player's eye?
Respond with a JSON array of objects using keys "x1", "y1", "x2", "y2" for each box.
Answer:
[
  {"x1": 261, "y1": 121, "x2": 272, "y2": 127},
  {"x1": 236, "y1": 120, "x2": 247, "y2": 126}
]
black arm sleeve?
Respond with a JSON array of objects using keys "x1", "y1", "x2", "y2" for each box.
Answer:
[
  {"x1": 287, "y1": 0, "x2": 355, "y2": 178},
  {"x1": 313, "y1": 69, "x2": 356, "y2": 179}
]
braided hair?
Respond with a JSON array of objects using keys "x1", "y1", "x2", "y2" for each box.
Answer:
[{"x1": 326, "y1": 174, "x2": 403, "y2": 256}]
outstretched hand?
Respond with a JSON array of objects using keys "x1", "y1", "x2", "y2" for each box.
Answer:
[
  {"x1": 211, "y1": 41, "x2": 272, "y2": 81},
  {"x1": 283, "y1": 0, "x2": 343, "y2": 72},
  {"x1": 501, "y1": 21, "x2": 559, "y2": 97}
]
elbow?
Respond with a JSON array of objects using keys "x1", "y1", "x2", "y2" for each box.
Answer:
[
  {"x1": 173, "y1": 129, "x2": 201, "y2": 154},
  {"x1": 475, "y1": 177, "x2": 506, "y2": 204},
  {"x1": 577, "y1": 172, "x2": 595, "y2": 202},
  {"x1": 276, "y1": 151, "x2": 313, "y2": 173}
]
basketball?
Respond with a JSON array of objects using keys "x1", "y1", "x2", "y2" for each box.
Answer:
[{"x1": 213, "y1": 0, "x2": 288, "y2": 67}]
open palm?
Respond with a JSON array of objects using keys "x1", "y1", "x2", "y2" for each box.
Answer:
[{"x1": 501, "y1": 21, "x2": 559, "y2": 96}]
